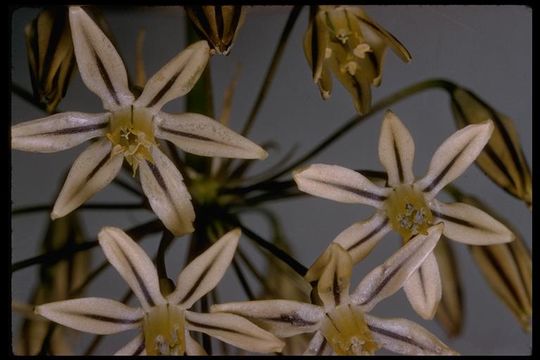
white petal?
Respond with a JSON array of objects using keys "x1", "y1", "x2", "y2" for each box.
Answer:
[
  {"x1": 98, "y1": 227, "x2": 166, "y2": 310},
  {"x1": 51, "y1": 138, "x2": 123, "y2": 219},
  {"x1": 333, "y1": 212, "x2": 391, "y2": 264},
  {"x1": 352, "y1": 223, "x2": 443, "y2": 312},
  {"x1": 403, "y1": 253, "x2": 442, "y2": 320},
  {"x1": 185, "y1": 330, "x2": 207, "y2": 355},
  {"x1": 167, "y1": 229, "x2": 240, "y2": 308},
  {"x1": 115, "y1": 334, "x2": 145, "y2": 355},
  {"x1": 303, "y1": 331, "x2": 333, "y2": 355},
  {"x1": 293, "y1": 164, "x2": 390, "y2": 208},
  {"x1": 185, "y1": 311, "x2": 285, "y2": 354},
  {"x1": 155, "y1": 112, "x2": 268, "y2": 159},
  {"x1": 134, "y1": 40, "x2": 210, "y2": 112},
  {"x1": 365, "y1": 314, "x2": 458, "y2": 355},
  {"x1": 416, "y1": 120, "x2": 494, "y2": 198},
  {"x1": 35, "y1": 297, "x2": 143, "y2": 335},
  {"x1": 378, "y1": 110, "x2": 415, "y2": 186},
  {"x1": 210, "y1": 300, "x2": 324, "y2": 338},
  {"x1": 139, "y1": 146, "x2": 195, "y2": 236},
  {"x1": 69, "y1": 6, "x2": 134, "y2": 110},
  {"x1": 11, "y1": 112, "x2": 109, "y2": 153},
  {"x1": 430, "y1": 199, "x2": 514, "y2": 245}
]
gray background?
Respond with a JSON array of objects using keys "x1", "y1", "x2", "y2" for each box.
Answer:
[{"x1": 11, "y1": 6, "x2": 532, "y2": 355}]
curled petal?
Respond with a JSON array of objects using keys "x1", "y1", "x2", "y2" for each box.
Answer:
[
  {"x1": 155, "y1": 112, "x2": 267, "y2": 159},
  {"x1": 378, "y1": 110, "x2": 415, "y2": 186},
  {"x1": 115, "y1": 334, "x2": 145, "y2": 356},
  {"x1": 35, "y1": 297, "x2": 143, "y2": 335},
  {"x1": 185, "y1": 311, "x2": 284, "y2": 354},
  {"x1": 211, "y1": 300, "x2": 324, "y2": 338},
  {"x1": 352, "y1": 223, "x2": 443, "y2": 312},
  {"x1": 11, "y1": 112, "x2": 109, "y2": 153},
  {"x1": 403, "y1": 253, "x2": 442, "y2": 320},
  {"x1": 416, "y1": 120, "x2": 494, "y2": 199},
  {"x1": 134, "y1": 40, "x2": 210, "y2": 112},
  {"x1": 68, "y1": 6, "x2": 133, "y2": 110},
  {"x1": 167, "y1": 229, "x2": 240, "y2": 308},
  {"x1": 430, "y1": 199, "x2": 514, "y2": 245},
  {"x1": 139, "y1": 146, "x2": 195, "y2": 236},
  {"x1": 293, "y1": 164, "x2": 390, "y2": 208},
  {"x1": 51, "y1": 138, "x2": 123, "y2": 219},
  {"x1": 98, "y1": 227, "x2": 166, "y2": 310},
  {"x1": 365, "y1": 314, "x2": 457, "y2": 355}
]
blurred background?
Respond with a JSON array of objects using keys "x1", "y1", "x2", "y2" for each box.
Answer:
[{"x1": 11, "y1": 5, "x2": 532, "y2": 355}]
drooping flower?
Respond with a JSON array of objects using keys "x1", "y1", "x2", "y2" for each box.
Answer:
[
  {"x1": 11, "y1": 6, "x2": 267, "y2": 236},
  {"x1": 212, "y1": 225, "x2": 457, "y2": 355},
  {"x1": 35, "y1": 227, "x2": 284, "y2": 355},
  {"x1": 293, "y1": 110, "x2": 514, "y2": 319}
]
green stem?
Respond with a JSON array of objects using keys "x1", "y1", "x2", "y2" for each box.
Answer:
[
  {"x1": 12, "y1": 202, "x2": 144, "y2": 216},
  {"x1": 156, "y1": 230, "x2": 174, "y2": 280}
]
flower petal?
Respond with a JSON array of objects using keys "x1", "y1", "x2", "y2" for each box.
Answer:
[
  {"x1": 35, "y1": 297, "x2": 143, "y2": 335},
  {"x1": 303, "y1": 331, "x2": 333, "y2": 355},
  {"x1": 430, "y1": 199, "x2": 514, "y2": 245},
  {"x1": 185, "y1": 330, "x2": 207, "y2": 355},
  {"x1": 403, "y1": 253, "x2": 442, "y2": 320},
  {"x1": 352, "y1": 223, "x2": 443, "y2": 312},
  {"x1": 155, "y1": 112, "x2": 267, "y2": 159},
  {"x1": 416, "y1": 120, "x2": 494, "y2": 199},
  {"x1": 98, "y1": 227, "x2": 166, "y2": 310},
  {"x1": 68, "y1": 6, "x2": 134, "y2": 110},
  {"x1": 115, "y1": 334, "x2": 145, "y2": 356},
  {"x1": 293, "y1": 164, "x2": 390, "y2": 208},
  {"x1": 134, "y1": 40, "x2": 210, "y2": 113},
  {"x1": 210, "y1": 300, "x2": 324, "y2": 338},
  {"x1": 365, "y1": 314, "x2": 457, "y2": 355},
  {"x1": 51, "y1": 138, "x2": 123, "y2": 219},
  {"x1": 185, "y1": 311, "x2": 284, "y2": 354},
  {"x1": 11, "y1": 112, "x2": 109, "y2": 153},
  {"x1": 139, "y1": 146, "x2": 195, "y2": 236},
  {"x1": 167, "y1": 229, "x2": 240, "y2": 308},
  {"x1": 378, "y1": 110, "x2": 415, "y2": 186},
  {"x1": 333, "y1": 212, "x2": 391, "y2": 264},
  {"x1": 303, "y1": 9, "x2": 330, "y2": 85}
]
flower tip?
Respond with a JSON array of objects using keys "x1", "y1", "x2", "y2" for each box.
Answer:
[{"x1": 257, "y1": 147, "x2": 269, "y2": 160}]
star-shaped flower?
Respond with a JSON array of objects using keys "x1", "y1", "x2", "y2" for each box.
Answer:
[
  {"x1": 293, "y1": 110, "x2": 514, "y2": 319},
  {"x1": 212, "y1": 225, "x2": 457, "y2": 355},
  {"x1": 35, "y1": 227, "x2": 284, "y2": 355},
  {"x1": 11, "y1": 6, "x2": 267, "y2": 236}
]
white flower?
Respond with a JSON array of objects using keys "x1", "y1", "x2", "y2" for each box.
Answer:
[
  {"x1": 11, "y1": 6, "x2": 267, "y2": 236},
  {"x1": 35, "y1": 227, "x2": 284, "y2": 355},
  {"x1": 293, "y1": 110, "x2": 514, "y2": 319},
  {"x1": 212, "y1": 225, "x2": 457, "y2": 355}
]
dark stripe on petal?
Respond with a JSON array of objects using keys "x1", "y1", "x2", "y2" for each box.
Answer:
[
  {"x1": 310, "y1": 9, "x2": 319, "y2": 77},
  {"x1": 158, "y1": 125, "x2": 245, "y2": 150},
  {"x1": 308, "y1": 178, "x2": 387, "y2": 202},
  {"x1": 133, "y1": 340, "x2": 145, "y2": 356},
  {"x1": 146, "y1": 70, "x2": 183, "y2": 108},
  {"x1": 333, "y1": 269, "x2": 341, "y2": 306},
  {"x1": 346, "y1": 218, "x2": 389, "y2": 252},
  {"x1": 264, "y1": 313, "x2": 318, "y2": 327},
  {"x1": 368, "y1": 324, "x2": 429, "y2": 351},
  {"x1": 86, "y1": 150, "x2": 112, "y2": 182},
  {"x1": 187, "y1": 320, "x2": 243, "y2": 335},
  {"x1": 394, "y1": 139, "x2": 404, "y2": 183},
  {"x1": 147, "y1": 161, "x2": 167, "y2": 192},
  {"x1": 317, "y1": 337, "x2": 328, "y2": 356},
  {"x1": 179, "y1": 263, "x2": 212, "y2": 305},
  {"x1": 431, "y1": 209, "x2": 490, "y2": 232},
  {"x1": 84, "y1": 313, "x2": 142, "y2": 325},
  {"x1": 215, "y1": 7, "x2": 224, "y2": 39},
  {"x1": 418, "y1": 266, "x2": 427, "y2": 300},
  {"x1": 39, "y1": 122, "x2": 108, "y2": 136}
]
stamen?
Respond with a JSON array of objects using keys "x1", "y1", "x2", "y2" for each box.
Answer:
[
  {"x1": 143, "y1": 304, "x2": 185, "y2": 355},
  {"x1": 385, "y1": 185, "x2": 433, "y2": 240}
]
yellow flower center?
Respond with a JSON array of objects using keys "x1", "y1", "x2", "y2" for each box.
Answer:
[
  {"x1": 385, "y1": 185, "x2": 433, "y2": 241},
  {"x1": 321, "y1": 304, "x2": 379, "y2": 355},
  {"x1": 107, "y1": 106, "x2": 157, "y2": 175},
  {"x1": 143, "y1": 304, "x2": 186, "y2": 356}
]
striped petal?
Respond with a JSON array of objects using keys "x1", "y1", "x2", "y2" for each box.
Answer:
[
  {"x1": 416, "y1": 120, "x2": 494, "y2": 199},
  {"x1": 35, "y1": 297, "x2": 143, "y2": 335},
  {"x1": 139, "y1": 146, "x2": 195, "y2": 236},
  {"x1": 304, "y1": 331, "x2": 333, "y2": 355},
  {"x1": 333, "y1": 212, "x2": 391, "y2": 264},
  {"x1": 115, "y1": 334, "x2": 145, "y2": 356},
  {"x1": 352, "y1": 223, "x2": 443, "y2": 312},
  {"x1": 155, "y1": 112, "x2": 267, "y2": 159},
  {"x1": 185, "y1": 330, "x2": 207, "y2": 355},
  {"x1": 293, "y1": 164, "x2": 390, "y2": 208},
  {"x1": 134, "y1": 40, "x2": 210, "y2": 113},
  {"x1": 69, "y1": 6, "x2": 134, "y2": 110},
  {"x1": 167, "y1": 229, "x2": 240, "y2": 308},
  {"x1": 185, "y1": 311, "x2": 285, "y2": 354},
  {"x1": 11, "y1": 112, "x2": 109, "y2": 153},
  {"x1": 98, "y1": 227, "x2": 166, "y2": 310},
  {"x1": 365, "y1": 314, "x2": 457, "y2": 355},
  {"x1": 378, "y1": 110, "x2": 415, "y2": 186},
  {"x1": 403, "y1": 253, "x2": 442, "y2": 320},
  {"x1": 430, "y1": 199, "x2": 514, "y2": 245},
  {"x1": 303, "y1": 9, "x2": 330, "y2": 85},
  {"x1": 210, "y1": 300, "x2": 324, "y2": 338},
  {"x1": 51, "y1": 138, "x2": 123, "y2": 219}
]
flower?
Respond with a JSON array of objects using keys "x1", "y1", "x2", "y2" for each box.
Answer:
[
  {"x1": 293, "y1": 110, "x2": 514, "y2": 319},
  {"x1": 11, "y1": 6, "x2": 267, "y2": 236},
  {"x1": 35, "y1": 227, "x2": 284, "y2": 355},
  {"x1": 303, "y1": 6, "x2": 411, "y2": 114},
  {"x1": 212, "y1": 226, "x2": 457, "y2": 355}
]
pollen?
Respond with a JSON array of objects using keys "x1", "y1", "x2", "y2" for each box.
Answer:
[{"x1": 143, "y1": 304, "x2": 186, "y2": 355}]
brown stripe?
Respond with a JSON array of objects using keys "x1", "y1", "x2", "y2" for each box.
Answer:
[
  {"x1": 159, "y1": 125, "x2": 245, "y2": 150},
  {"x1": 333, "y1": 267, "x2": 341, "y2": 306},
  {"x1": 84, "y1": 313, "x2": 141, "y2": 325},
  {"x1": 264, "y1": 313, "x2": 318, "y2": 327},
  {"x1": 316, "y1": 337, "x2": 328, "y2": 356},
  {"x1": 347, "y1": 217, "x2": 389, "y2": 252},
  {"x1": 179, "y1": 263, "x2": 213, "y2": 304},
  {"x1": 431, "y1": 209, "x2": 490, "y2": 232},
  {"x1": 215, "y1": 6, "x2": 224, "y2": 39},
  {"x1": 418, "y1": 265, "x2": 427, "y2": 301},
  {"x1": 310, "y1": 8, "x2": 320, "y2": 77},
  {"x1": 147, "y1": 161, "x2": 167, "y2": 192},
  {"x1": 308, "y1": 178, "x2": 387, "y2": 202},
  {"x1": 368, "y1": 324, "x2": 430, "y2": 351},
  {"x1": 146, "y1": 69, "x2": 184, "y2": 108},
  {"x1": 187, "y1": 319, "x2": 244, "y2": 336},
  {"x1": 133, "y1": 340, "x2": 145, "y2": 356},
  {"x1": 393, "y1": 138, "x2": 404, "y2": 183},
  {"x1": 38, "y1": 122, "x2": 108, "y2": 136},
  {"x1": 86, "y1": 150, "x2": 111, "y2": 182}
]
